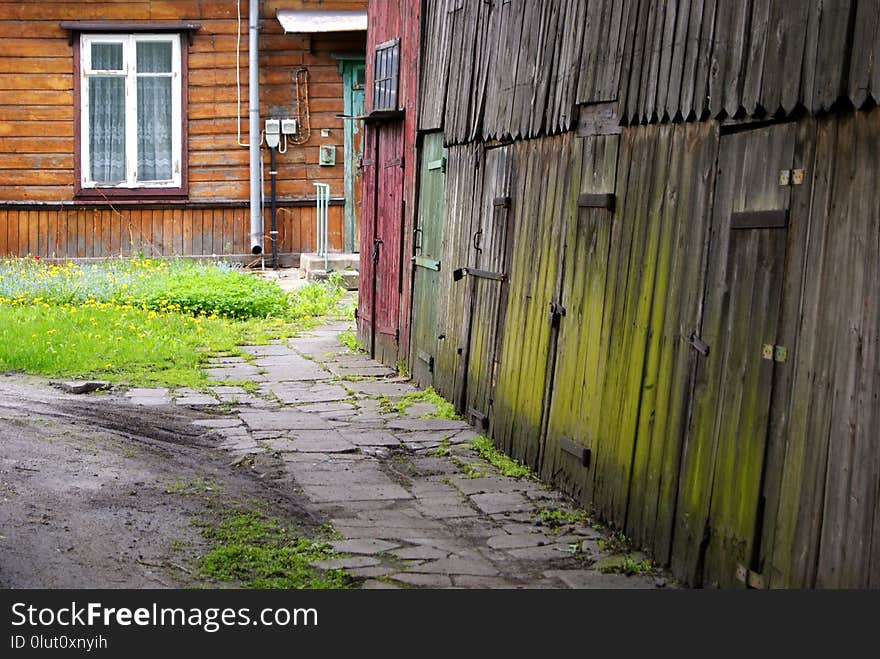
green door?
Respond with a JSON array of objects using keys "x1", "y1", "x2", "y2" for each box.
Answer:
[
  {"x1": 342, "y1": 60, "x2": 365, "y2": 253},
  {"x1": 410, "y1": 132, "x2": 447, "y2": 388}
]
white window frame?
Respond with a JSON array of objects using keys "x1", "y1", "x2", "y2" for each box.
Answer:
[{"x1": 80, "y1": 33, "x2": 182, "y2": 189}]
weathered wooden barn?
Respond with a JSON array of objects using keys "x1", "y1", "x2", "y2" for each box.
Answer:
[
  {"x1": 394, "y1": 0, "x2": 880, "y2": 588},
  {"x1": 356, "y1": 0, "x2": 420, "y2": 363},
  {"x1": 0, "y1": 0, "x2": 368, "y2": 261}
]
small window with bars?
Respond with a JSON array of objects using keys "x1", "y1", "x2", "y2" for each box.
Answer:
[{"x1": 372, "y1": 39, "x2": 400, "y2": 112}]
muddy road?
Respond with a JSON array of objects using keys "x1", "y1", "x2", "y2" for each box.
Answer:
[{"x1": 0, "y1": 375, "x2": 314, "y2": 588}]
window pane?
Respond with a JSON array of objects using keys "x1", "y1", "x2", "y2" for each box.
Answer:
[
  {"x1": 136, "y1": 41, "x2": 172, "y2": 73},
  {"x1": 91, "y1": 43, "x2": 123, "y2": 70},
  {"x1": 137, "y1": 77, "x2": 173, "y2": 181},
  {"x1": 88, "y1": 76, "x2": 126, "y2": 183}
]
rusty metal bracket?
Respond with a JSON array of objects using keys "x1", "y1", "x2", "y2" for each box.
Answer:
[{"x1": 453, "y1": 267, "x2": 505, "y2": 282}]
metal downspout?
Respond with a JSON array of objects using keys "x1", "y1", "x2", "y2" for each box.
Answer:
[{"x1": 248, "y1": 0, "x2": 262, "y2": 255}]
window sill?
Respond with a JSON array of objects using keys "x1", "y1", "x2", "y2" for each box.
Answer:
[{"x1": 74, "y1": 187, "x2": 189, "y2": 202}]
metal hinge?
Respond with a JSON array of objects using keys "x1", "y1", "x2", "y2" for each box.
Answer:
[{"x1": 762, "y1": 344, "x2": 788, "y2": 362}]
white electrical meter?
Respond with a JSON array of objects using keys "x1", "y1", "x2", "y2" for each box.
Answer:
[
  {"x1": 265, "y1": 119, "x2": 281, "y2": 148},
  {"x1": 281, "y1": 119, "x2": 298, "y2": 135}
]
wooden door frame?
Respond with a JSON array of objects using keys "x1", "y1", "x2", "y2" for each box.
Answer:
[{"x1": 339, "y1": 56, "x2": 366, "y2": 254}]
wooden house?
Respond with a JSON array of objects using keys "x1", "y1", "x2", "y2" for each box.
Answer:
[
  {"x1": 400, "y1": 0, "x2": 880, "y2": 588},
  {"x1": 355, "y1": 0, "x2": 420, "y2": 364},
  {"x1": 0, "y1": 0, "x2": 368, "y2": 262}
]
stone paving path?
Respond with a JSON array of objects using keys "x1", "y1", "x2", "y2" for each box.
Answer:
[{"x1": 125, "y1": 316, "x2": 669, "y2": 589}]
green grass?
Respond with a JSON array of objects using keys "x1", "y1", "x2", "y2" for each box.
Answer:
[
  {"x1": 430, "y1": 436, "x2": 452, "y2": 457},
  {"x1": 338, "y1": 325, "x2": 361, "y2": 352},
  {"x1": 385, "y1": 387, "x2": 460, "y2": 419},
  {"x1": 0, "y1": 257, "x2": 345, "y2": 388},
  {"x1": 195, "y1": 510, "x2": 350, "y2": 589},
  {"x1": 468, "y1": 435, "x2": 535, "y2": 479},
  {"x1": 536, "y1": 508, "x2": 589, "y2": 525},
  {"x1": 597, "y1": 557, "x2": 657, "y2": 576}
]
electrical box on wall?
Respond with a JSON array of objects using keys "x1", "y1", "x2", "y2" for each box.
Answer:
[
  {"x1": 319, "y1": 145, "x2": 336, "y2": 166},
  {"x1": 265, "y1": 119, "x2": 280, "y2": 148},
  {"x1": 281, "y1": 119, "x2": 298, "y2": 135}
]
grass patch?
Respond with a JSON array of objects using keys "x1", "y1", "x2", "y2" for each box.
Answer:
[
  {"x1": 597, "y1": 531, "x2": 631, "y2": 554},
  {"x1": 597, "y1": 557, "x2": 657, "y2": 576},
  {"x1": 535, "y1": 507, "x2": 591, "y2": 534},
  {"x1": 430, "y1": 436, "x2": 452, "y2": 457},
  {"x1": 211, "y1": 379, "x2": 261, "y2": 394},
  {"x1": 338, "y1": 325, "x2": 362, "y2": 352},
  {"x1": 536, "y1": 508, "x2": 589, "y2": 525},
  {"x1": 165, "y1": 477, "x2": 222, "y2": 497},
  {"x1": 468, "y1": 435, "x2": 535, "y2": 479},
  {"x1": 384, "y1": 387, "x2": 460, "y2": 419},
  {"x1": 0, "y1": 257, "x2": 344, "y2": 388},
  {"x1": 194, "y1": 510, "x2": 350, "y2": 589}
]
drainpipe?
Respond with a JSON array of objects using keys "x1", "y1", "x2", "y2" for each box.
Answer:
[{"x1": 248, "y1": 0, "x2": 262, "y2": 255}]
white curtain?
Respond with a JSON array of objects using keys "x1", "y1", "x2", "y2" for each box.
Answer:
[
  {"x1": 136, "y1": 42, "x2": 173, "y2": 182},
  {"x1": 88, "y1": 44, "x2": 125, "y2": 183}
]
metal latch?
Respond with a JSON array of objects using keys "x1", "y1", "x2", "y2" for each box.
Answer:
[
  {"x1": 736, "y1": 564, "x2": 766, "y2": 589},
  {"x1": 548, "y1": 302, "x2": 566, "y2": 327},
  {"x1": 688, "y1": 333, "x2": 709, "y2": 355},
  {"x1": 762, "y1": 344, "x2": 788, "y2": 362},
  {"x1": 779, "y1": 169, "x2": 805, "y2": 186}
]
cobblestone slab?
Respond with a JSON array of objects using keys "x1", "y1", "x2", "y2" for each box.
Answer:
[{"x1": 179, "y1": 307, "x2": 672, "y2": 590}]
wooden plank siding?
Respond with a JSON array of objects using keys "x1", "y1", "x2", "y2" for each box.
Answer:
[
  {"x1": 417, "y1": 0, "x2": 876, "y2": 141},
  {"x1": 357, "y1": 0, "x2": 420, "y2": 363},
  {"x1": 404, "y1": 0, "x2": 880, "y2": 589},
  {"x1": 0, "y1": 202, "x2": 343, "y2": 258},
  {"x1": 415, "y1": 106, "x2": 880, "y2": 588},
  {"x1": 0, "y1": 0, "x2": 366, "y2": 256}
]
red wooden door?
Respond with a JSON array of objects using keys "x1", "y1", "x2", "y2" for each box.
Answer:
[{"x1": 358, "y1": 121, "x2": 404, "y2": 361}]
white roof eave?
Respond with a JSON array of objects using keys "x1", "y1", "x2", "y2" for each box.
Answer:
[{"x1": 276, "y1": 9, "x2": 368, "y2": 33}]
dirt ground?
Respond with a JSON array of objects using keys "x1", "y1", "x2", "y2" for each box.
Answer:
[{"x1": 0, "y1": 374, "x2": 316, "y2": 588}]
